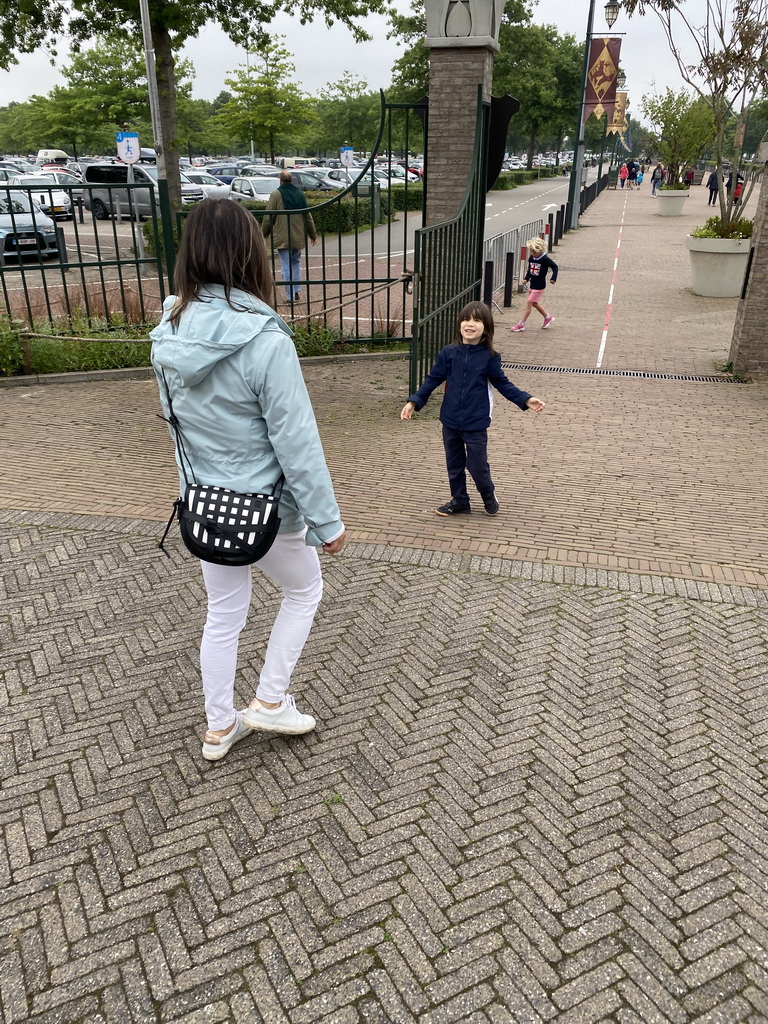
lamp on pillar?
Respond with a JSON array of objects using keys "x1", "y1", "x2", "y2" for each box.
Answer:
[
  {"x1": 566, "y1": 0, "x2": 622, "y2": 230},
  {"x1": 616, "y1": 70, "x2": 627, "y2": 89}
]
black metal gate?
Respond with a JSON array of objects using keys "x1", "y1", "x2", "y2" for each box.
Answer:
[{"x1": 409, "y1": 91, "x2": 491, "y2": 393}]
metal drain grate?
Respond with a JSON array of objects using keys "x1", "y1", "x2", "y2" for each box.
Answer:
[{"x1": 500, "y1": 364, "x2": 747, "y2": 383}]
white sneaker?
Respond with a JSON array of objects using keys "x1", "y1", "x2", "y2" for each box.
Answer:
[
  {"x1": 243, "y1": 694, "x2": 316, "y2": 735},
  {"x1": 201, "y1": 713, "x2": 253, "y2": 761}
]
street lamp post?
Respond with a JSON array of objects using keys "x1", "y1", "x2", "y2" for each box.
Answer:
[{"x1": 566, "y1": 0, "x2": 621, "y2": 230}]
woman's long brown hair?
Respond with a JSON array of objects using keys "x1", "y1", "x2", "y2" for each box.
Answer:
[
  {"x1": 169, "y1": 199, "x2": 274, "y2": 323},
  {"x1": 454, "y1": 301, "x2": 496, "y2": 356}
]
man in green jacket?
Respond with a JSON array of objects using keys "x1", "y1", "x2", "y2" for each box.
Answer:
[{"x1": 262, "y1": 170, "x2": 317, "y2": 302}]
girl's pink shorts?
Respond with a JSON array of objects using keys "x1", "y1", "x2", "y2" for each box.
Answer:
[{"x1": 527, "y1": 288, "x2": 546, "y2": 304}]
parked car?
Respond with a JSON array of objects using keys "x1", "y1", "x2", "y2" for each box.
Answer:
[
  {"x1": 183, "y1": 171, "x2": 231, "y2": 198},
  {"x1": 82, "y1": 162, "x2": 205, "y2": 218},
  {"x1": 0, "y1": 189, "x2": 59, "y2": 260},
  {"x1": 38, "y1": 169, "x2": 85, "y2": 201},
  {"x1": 320, "y1": 167, "x2": 358, "y2": 187},
  {"x1": 240, "y1": 164, "x2": 281, "y2": 177},
  {"x1": 205, "y1": 163, "x2": 249, "y2": 184},
  {"x1": 9, "y1": 175, "x2": 73, "y2": 218},
  {"x1": 272, "y1": 169, "x2": 340, "y2": 192},
  {"x1": 228, "y1": 176, "x2": 282, "y2": 202}
]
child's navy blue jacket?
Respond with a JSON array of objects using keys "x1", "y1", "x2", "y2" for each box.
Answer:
[{"x1": 407, "y1": 343, "x2": 532, "y2": 431}]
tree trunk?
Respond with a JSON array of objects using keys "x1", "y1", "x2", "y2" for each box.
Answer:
[
  {"x1": 526, "y1": 126, "x2": 537, "y2": 170},
  {"x1": 151, "y1": 21, "x2": 181, "y2": 210}
]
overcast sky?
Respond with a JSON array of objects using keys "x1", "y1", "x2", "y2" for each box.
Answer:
[{"x1": 0, "y1": 0, "x2": 699, "y2": 121}]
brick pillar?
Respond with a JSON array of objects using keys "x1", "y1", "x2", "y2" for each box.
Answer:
[
  {"x1": 425, "y1": 47, "x2": 494, "y2": 225},
  {"x1": 729, "y1": 164, "x2": 768, "y2": 376}
]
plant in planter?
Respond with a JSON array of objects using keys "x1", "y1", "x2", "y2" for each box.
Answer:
[
  {"x1": 641, "y1": 87, "x2": 715, "y2": 186},
  {"x1": 687, "y1": 216, "x2": 754, "y2": 297},
  {"x1": 656, "y1": 180, "x2": 691, "y2": 215}
]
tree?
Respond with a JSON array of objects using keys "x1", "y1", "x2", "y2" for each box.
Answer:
[
  {"x1": 309, "y1": 72, "x2": 379, "y2": 154},
  {"x1": 0, "y1": 0, "x2": 387, "y2": 207},
  {"x1": 494, "y1": 25, "x2": 581, "y2": 167},
  {"x1": 623, "y1": 0, "x2": 768, "y2": 221},
  {"x1": 216, "y1": 39, "x2": 309, "y2": 162},
  {"x1": 640, "y1": 88, "x2": 715, "y2": 182}
]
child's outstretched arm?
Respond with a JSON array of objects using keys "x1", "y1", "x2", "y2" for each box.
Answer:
[
  {"x1": 400, "y1": 349, "x2": 448, "y2": 419},
  {"x1": 487, "y1": 356, "x2": 537, "y2": 410}
]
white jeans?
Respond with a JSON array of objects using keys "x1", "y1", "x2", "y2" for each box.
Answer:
[{"x1": 199, "y1": 530, "x2": 323, "y2": 730}]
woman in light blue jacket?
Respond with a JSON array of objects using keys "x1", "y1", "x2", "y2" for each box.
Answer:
[{"x1": 151, "y1": 199, "x2": 345, "y2": 762}]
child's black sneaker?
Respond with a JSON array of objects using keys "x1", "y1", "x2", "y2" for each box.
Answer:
[
  {"x1": 483, "y1": 493, "x2": 500, "y2": 516},
  {"x1": 435, "y1": 499, "x2": 471, "y2": 516}
]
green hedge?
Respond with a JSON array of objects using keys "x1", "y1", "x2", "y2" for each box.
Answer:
[
  {"x1": 491, "y1": 167, "x2": 561, "y2": 190},
  {"x1": 388, "y1": 184, "x2": 424, "y2": 211}
]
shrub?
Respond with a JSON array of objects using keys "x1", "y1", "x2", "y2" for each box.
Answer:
[
  {"x1": 690, "y1": 216, "x2": 753, "y2": 239},
  {"x1": 291, "y1": 319, "x2": 340, "y2": 357},
  {"x1": 388, "y1": 184, "x2": 423, "y2": 211},
  {"x1": 0, "y1": 317, "x2": 24, "y2": 375},
  {"x1": 658, "y1": 182, "x2": 691, "y2": 191}
]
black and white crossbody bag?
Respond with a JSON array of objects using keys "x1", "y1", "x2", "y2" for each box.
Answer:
[{"x1": 157, "y1": 370, "x2": 283, "y2": 566}]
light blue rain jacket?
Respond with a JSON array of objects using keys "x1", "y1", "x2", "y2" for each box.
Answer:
[{"x1": 150, "y1": 285, "x2": 343, "y2": 546}]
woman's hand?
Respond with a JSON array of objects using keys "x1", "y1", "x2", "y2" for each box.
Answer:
[
  {"x1": 401, "y1": 402, "x2": 416, "y2": 420},
  {"x1": 526, "y1": 397, "x2": 546, "y2": 412},
  {"x1": 322, "y1": 530, "x2": 346, "y2": 555}
]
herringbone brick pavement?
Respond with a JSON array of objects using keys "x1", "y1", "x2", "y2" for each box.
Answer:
[{"x1": 2, "y1": 512, "x2": 767, "y2": 1023}]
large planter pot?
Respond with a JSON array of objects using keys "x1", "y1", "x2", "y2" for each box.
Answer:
[
  {"x1": 686, "y1": 235, "x2": 751, "y2": 297},
  {"x1": 656, "y1": 189, "x2": 690, "y2": 216}
]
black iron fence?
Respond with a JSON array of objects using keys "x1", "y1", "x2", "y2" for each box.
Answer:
[
  {"x1": 409, "y1": 91, "x2": 490, "y2": 393},
  {"x1": 0, "y1": 183, "x2": 166, "y2": 330},
  {"x1": 1, "y1": 96, "x2": 428, "y2": 348}
]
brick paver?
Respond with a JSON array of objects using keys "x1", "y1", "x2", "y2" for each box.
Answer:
[{"x1": 2, "y1": 182, "x2": 768, "y2": 1023}]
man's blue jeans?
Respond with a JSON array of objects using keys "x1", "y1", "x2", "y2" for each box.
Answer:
[
  {"x1": 442, "y1": 425, "x2": 494, "y2": 505},
  {"x1": 278, "y1": 248, "x2": 302, "y2": 299}
]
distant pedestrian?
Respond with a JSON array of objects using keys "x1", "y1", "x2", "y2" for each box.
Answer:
[
  {"x1": 727, "y1": 171, "x2": 745, "y2": 205},
  {"x1": 684, "y1": 167, "x2": 695, "y2": 186},
  {"x1": 707, "y1": 169, "x2": 719, "y2": 205},
  {"x1": 619, "y1": 162, "x2": 629, "y2": 188},
  {"x1": 627, "y1": 160, "x2": 638, "y2": 190},
  {"x1": 510, "y1": 236, "x2": 558, "y2": 332},
  {"x1": 636, "y1": 170, "x2": 644, "y2": 187},
  {"x1": 262, "y1": 170, "x2": 317, "y2": 303},
  {"x1": 651, "y1": 163, "x2": 665, "y2": 196},
  {"x1": 400, "y1": 301, "x2": 545, "y2": 517}
]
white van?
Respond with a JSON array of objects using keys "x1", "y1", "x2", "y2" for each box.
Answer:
[
  {"x1": 37, "y1": 149, "x2": 70, "y2": 166},
  {"x1": 274, "y1": 156, "x2": 320, "y2": 169}
]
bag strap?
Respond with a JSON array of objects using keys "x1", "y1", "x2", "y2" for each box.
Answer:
[{"x1": 157, "y1": 369, "x2": 196, "y2": 488}]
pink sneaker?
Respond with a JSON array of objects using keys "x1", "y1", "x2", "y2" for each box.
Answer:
[
  {"x1": 510, "y1": 320, "x2": 526, "y2": 332},
  {"x1": 542, "y1": 314, "x2": 554, "y2": 329}
]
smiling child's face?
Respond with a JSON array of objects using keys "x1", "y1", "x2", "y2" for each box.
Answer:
[{"x1": 460, "y1": 317, "x2": 485, "y2": 344}]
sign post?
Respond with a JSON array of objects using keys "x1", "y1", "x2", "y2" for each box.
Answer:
[{"x1": 116, "y1": 131, "x2": 146, "y2": 264}]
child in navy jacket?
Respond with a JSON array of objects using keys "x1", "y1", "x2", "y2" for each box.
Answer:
[
  {"x1": 511, "y1": 236, "x2": 558, "y2": 332},
  {"x1": 401, "y1": 301, "x2": 545, "y2": 517}
]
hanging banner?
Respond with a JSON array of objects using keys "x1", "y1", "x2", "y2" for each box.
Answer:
[
  {"x1": 584, "y1": 37, "x2": 622, "y2": 123},
  {"x1": 606, "y1": 90, "x2": 628, "y2": 136}
]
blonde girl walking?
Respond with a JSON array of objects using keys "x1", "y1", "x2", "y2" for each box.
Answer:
[{"x1": 510, "y1": 237, "x2": 558, "y2": 332}]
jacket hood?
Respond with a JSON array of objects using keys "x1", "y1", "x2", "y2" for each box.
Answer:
[{"x1": 150, "y1": 285, "x2": 292, "y2": 387}]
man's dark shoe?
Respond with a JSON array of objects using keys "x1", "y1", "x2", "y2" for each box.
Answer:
[
  {"x1": 435, "y1": 499, "x2": 471, "y2": 517},
  {"x1": 483, "y1": 493, "x2": 500, "y2": 516}
]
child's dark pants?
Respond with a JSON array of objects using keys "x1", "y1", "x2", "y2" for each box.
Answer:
[{"x1": 442, "y1": 425, "x2": 494, "y2": 506}]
